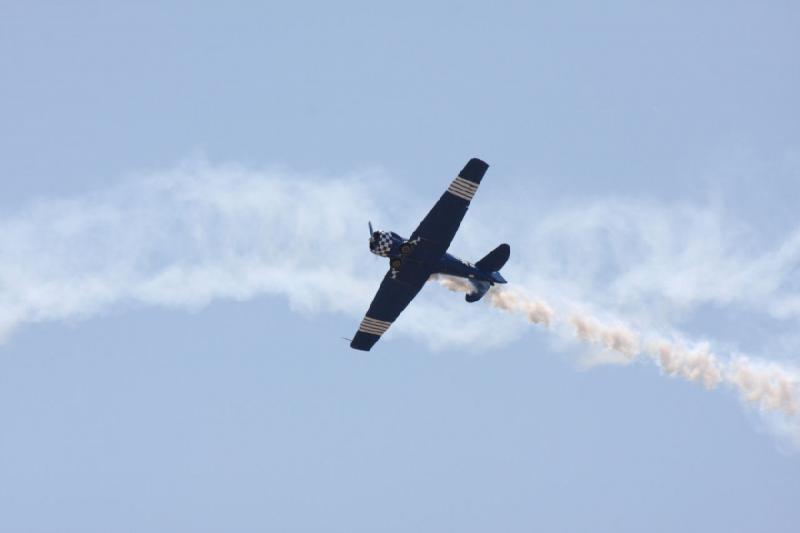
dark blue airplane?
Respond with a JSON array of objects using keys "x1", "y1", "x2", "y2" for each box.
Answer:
[{"x1": 351, "y1": 158, "x2": 510, "y2": 351}]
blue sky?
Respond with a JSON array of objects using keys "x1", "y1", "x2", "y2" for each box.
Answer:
[{"x1": 1, "y1": 2, "x2": 799, "y2": 532}]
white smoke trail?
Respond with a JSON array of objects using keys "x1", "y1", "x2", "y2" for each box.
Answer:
[
  {"x1": 569, "y1": 313, "x2": 639, "y2": 360},
  {"x1": 432, "y1": 274, "x2": 554, "y2": 327},
  {"x1": 434, "y1": 277, "x2": 800, "y2": 421},
  {"x1": 3, "y1": 158, "x2": 800, "y2": 446},
  {"x1": 0, "y1": 160, "x2": 381, "y2": 340}
]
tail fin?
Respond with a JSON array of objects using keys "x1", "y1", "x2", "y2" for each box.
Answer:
[
  {"x1": 475, "y1": 243, "x2": 510, "y2": 273},
  {"x1": 465, "y1": 244, "x2": 511, "y2": 303}
]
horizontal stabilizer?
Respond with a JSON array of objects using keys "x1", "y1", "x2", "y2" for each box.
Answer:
[
  {"x1": 465, "y1": 280, "x2": 491, "y2": 303},
  {"x1": 475, "y1": 243, "x2": 510, "y2": 273}
]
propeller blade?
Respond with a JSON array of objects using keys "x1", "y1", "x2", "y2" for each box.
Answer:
[{"x1": 368, "y1": 221, "x2": 374, "y2": 235}]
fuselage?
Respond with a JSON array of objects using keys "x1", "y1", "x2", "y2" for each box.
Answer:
[{"x1": 369, "y1": 230, "x2": 502, "y2": 284}]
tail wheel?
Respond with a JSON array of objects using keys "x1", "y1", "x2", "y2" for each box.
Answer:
[
  {"x1": 390, "y1": 258, "x2": 402, "y2": 270},
  {"x1": 400, "y1": 243, "x2": 413, "y2": 255}
]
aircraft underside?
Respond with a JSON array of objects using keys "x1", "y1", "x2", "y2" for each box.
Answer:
[{"x1": 351, "y1": 158, "x2": 509, "y2": 351}]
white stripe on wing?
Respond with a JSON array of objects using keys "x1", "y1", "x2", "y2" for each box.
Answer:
[{"x1": 358, "y1": 316, "x2": 392, "y2": 335}]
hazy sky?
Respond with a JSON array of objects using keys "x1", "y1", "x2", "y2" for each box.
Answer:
[{"x1": 1, "y1": 2, "x2": 799, "y2": 532}]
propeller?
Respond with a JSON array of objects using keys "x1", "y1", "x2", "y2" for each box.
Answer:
[{"x1": 368, "y1": 221, "x2": 374, "y2": 236}]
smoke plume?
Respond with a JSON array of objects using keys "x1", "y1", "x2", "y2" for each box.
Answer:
[
  {"x1": 2, "y1": 158, "x2": 800, "y2": 446},
  {"x1": 434, "y1": 277, "x2": 800, "y2": 420}
]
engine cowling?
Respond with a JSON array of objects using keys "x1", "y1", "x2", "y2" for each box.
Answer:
[{"x1": 369, "y1": 231, "x2": 395, "y2": 257}]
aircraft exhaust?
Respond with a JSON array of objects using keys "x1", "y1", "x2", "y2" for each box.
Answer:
[{"x1": 433, "y1": 275, "x2": 800, "y2": 419}]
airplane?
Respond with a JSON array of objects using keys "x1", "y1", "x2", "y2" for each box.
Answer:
[{"x1": 351, "y1": 157, "x2": 510, "y2": 351}]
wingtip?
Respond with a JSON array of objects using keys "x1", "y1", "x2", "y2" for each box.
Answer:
[
  {"x1": 460, "y1": 158, "x2": 489, "y2": 183},
  {"x1": 350, "y1": 332, "x2": 378, "y2": 351},
  {"x1": 350, "y1": 343, "x2": 372, "y2": 352}
]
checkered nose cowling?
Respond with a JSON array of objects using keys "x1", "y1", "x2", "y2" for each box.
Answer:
[{"x1": 369, "y1": 231, "x2": 394, "y2": 257}]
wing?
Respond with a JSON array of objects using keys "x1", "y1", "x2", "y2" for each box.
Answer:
[
  {"x1": 407, "y1": 158, "x2": 489, "y2": 264},
  {"x1": 350, "y1": 270, "x2": 427, "y2": 351}
]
